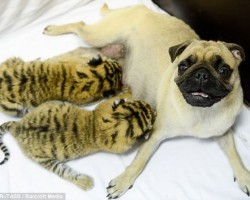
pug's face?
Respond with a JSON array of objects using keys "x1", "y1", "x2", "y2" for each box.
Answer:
[{"x1": 169, "y1": 40, "x2": 245, "y2": 107}]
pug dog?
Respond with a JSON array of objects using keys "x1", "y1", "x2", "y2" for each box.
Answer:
[{"x1": 43, "y1": 4, "x2": 250, "y2": 199}]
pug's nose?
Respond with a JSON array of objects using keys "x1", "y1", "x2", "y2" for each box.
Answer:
[{"x1": 194, "y1": 68, "x2": 210, "y2": 82}]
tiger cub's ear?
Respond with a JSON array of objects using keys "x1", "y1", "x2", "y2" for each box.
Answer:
[{"x1": 88, "y1": 55, "x2": 103, "y2": 67}]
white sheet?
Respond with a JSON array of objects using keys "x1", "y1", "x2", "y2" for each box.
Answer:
[{"x1": 0, "y1": 1, "x2": 249, "y2": 200}]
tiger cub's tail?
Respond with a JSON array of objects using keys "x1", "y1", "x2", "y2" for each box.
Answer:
[{"x1": 0, "y1": 121, "x2": 15, "y2": 165}]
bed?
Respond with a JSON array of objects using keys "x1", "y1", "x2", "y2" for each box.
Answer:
[{"x1": 0, "y1": 0, "x2": 250, "y2": 200}]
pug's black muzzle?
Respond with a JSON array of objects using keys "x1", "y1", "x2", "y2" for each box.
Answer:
[{"x1": 175, "y1": 68, "x2": 232, "y2": 107}]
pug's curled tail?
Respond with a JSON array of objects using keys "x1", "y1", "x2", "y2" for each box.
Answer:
[{"x1": 0, "y1": 121, "x2": 16, "y2": 165}]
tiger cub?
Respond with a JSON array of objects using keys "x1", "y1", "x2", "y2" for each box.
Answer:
[
  {"x1": 0, "y1": 94, "x2": 156, "y2": 190},
  {"x1": 0, "y1": 55, "x2": 122, "y2": 117}
]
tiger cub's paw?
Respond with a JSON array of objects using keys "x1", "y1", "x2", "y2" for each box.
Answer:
[
  {"x1": 88, "y1": 55, "x2": 103, "y2": 67},
  {"x1": 75, "y1": 174, "x2": 94, "y2": 191}
]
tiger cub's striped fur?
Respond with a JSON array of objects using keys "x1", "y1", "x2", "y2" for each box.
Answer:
[
  {"x1": 0, "y1": 94, "x2": 156, "y2": 190},
  {"x1": 0, "y1": 55, "x2": 122, "y2": 117}
]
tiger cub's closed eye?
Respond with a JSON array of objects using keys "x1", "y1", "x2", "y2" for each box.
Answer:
[{"x1": 112, "y1": 99, "x2": 127, "y2": 110}]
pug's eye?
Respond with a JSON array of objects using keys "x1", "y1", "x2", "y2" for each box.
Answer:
[
  {"x1": 218, "y1": 65, "x2": 232, "y2": 78},
  {"x1": 178, "y1": 62, "x2": 189, "y2": 72}
]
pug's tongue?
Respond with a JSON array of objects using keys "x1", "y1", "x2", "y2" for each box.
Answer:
[{"x1": 192, "y1": 92, "x2": 209, "y2": 98}]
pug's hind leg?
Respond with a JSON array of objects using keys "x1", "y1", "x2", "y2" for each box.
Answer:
[
  {"x1": 43, "y1": 21, "x2": 85, "y2": 36},
  {"x1": 216, "y1": 129, "x2": 250, "y2": 196},
  {"x1": 43, "y1": 20, "x2": 119, "y2": 47},
  {"x1": 39, "y1": 159, "x2": 94, "y2": 191},
  {"x1": 49, "y1": 47, "x2": 102, "y2": 60},
  {"x1": 47, "y1": 47, "x2": 102, "y2": 65},
  {"x1": 44, "y1": 4, "x2": 140, "y2": 47}
]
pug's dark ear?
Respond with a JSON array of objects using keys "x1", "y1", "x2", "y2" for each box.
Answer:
[
  {"x1": 169, "y1": 41, "x2": 191, "y2": 62},
  {"x1": 223, "y1": 42, "x2": 245, "y2": 61}
]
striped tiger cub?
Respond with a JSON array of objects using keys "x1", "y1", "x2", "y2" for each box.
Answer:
[
  {"x1": 0, "y1": 94, "x2": 156, "y2": 190},
  {"x1": 0, "y1": 55, "x2": 122, "y2": 117}
]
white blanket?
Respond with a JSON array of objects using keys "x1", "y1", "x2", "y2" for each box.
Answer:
[{"x1": 0, "y1": 1, "x2": 249, "y2": 200}]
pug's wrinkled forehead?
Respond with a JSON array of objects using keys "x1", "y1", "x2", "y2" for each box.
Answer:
[{"x1": 169, "y1": 40, "x2": 245, "y2": 69}]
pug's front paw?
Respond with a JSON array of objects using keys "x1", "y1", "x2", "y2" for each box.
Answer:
[
  {"x1": 106, "y1": 172, "x2": 134, "y2": 199},
  {"x1": 234, "y1": 168, "x2": 250, "y2": 196}
]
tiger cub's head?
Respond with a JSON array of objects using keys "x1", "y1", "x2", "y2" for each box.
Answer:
[
  {"x1": 76, "y1": 56, "x2": 123, "y2": 97},
  {"x1": 95, "y1": 98, "x2": 156, "y2": 153}
]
